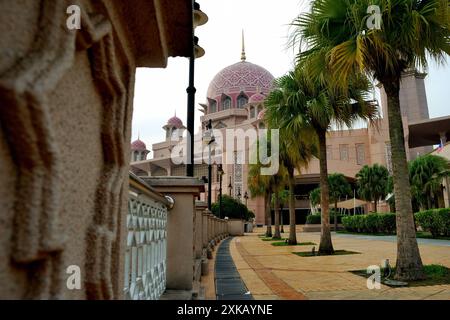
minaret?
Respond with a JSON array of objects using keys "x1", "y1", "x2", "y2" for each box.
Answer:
[{"x1": 241, "y1": 29, "x2": 246, "y2": 61}]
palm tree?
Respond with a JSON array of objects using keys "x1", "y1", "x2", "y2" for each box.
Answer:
[
  {"x1": 409, "y1": 154, "x2": 450, "y2": 210},
  {"x1": 328, "y1": 173, "x2": 352, "y2": 230},
  {"x1": 294, "y1": 0, "x2": 449, "y2": 280},
  {"x1": 309, "y1": 174, "x2": 351, "y2": 231},
  {"x1": 266, "y1": 77, "x2": 318, "y2": 245},
  {"x1": 356, "y1": 164, "x2": 390, "y2": 212},
  {"x1": 278, "y1": 189, "x2": 290, "y2": 233},
  {"x1": 266, "y1": 66, "x2": 376, "y2": 253},
  {"x1": 248, "y1": 138, "x2": 288, "y2": 238}
]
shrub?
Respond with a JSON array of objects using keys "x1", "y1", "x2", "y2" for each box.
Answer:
[
  {"x1": 415, "y1": 208, "x2": 450, "y2": 237},
  {"x1": 365, "y1": 214, "x2": 379, "y2": 233},
  {"x1": 211, "y1": 195, "x2": 254, "y2": 221},
  {"x1": 306, "y1": 211, "x2": 342, "y2": 224},
  {"x1": 341, "y1": 213, "x2": 396, "y2": 234}
]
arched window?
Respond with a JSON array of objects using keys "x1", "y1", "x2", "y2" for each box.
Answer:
[
  {"x1": 250, "y1": 106, "x2": 255, "y2": 118},
  {"x1": 222, "y1": 95, "x2": 231, "y2": 110},
  {"x1": 209, "y1": 99, "x2": 217, "y2": 113},
  {"x1": 237, "y1": 93, "x2": 248, "y2": 108}
]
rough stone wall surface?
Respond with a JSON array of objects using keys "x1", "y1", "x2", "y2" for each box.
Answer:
[{"x1": 0, "y1": 0, "x2": 197, "y2": 299}]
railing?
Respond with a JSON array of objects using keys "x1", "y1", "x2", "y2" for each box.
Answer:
[{"x1": 124, "y1": 174, "x2": 171, "y2": 300}]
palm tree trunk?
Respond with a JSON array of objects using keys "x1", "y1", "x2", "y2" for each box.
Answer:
[
  {"x1": 280, "y1": 207, "x2": 285, "y2": 233},
  {"x1": 288, "y1": 169, "x2": 297, "y2": 245},
  {"x1": 384, "y1": 79, "x2": 425, "y2": 280},
  {"x1": 318, "y1": 129, "x2": 334, "y2": 254},
  {"x1": 374, "y1": 200, "x2": 378, "y2": 213},
  {"x1": 273, "y1": 194, "x2": 281, "y2": 239},
  {"x1": 265, "y1": 192, "x2": 272, "y2": 237},
  {"x1": 334, "y1": 200, "x2": 338, "y2": 231}
]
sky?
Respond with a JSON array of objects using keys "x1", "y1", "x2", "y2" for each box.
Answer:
[{"x1": 132, "y1": 0, "x2": 450, "y2": 147}]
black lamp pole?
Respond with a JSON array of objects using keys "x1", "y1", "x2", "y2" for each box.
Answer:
[
  {"x1": 186, "y1": 1, "x2": 196, "y2": 177},
  {"x1": 218, "y1": 164, "x2": 224, "y2": 218},
  {"x1": 206, "y1": 119, "x2": 213, "y2": 210}
]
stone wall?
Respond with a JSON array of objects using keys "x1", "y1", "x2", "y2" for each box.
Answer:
[{"x1": 0, "y1": 0, "x2": 192, "y2": 299}]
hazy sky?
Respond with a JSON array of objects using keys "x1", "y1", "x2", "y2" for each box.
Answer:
[{"x1": 132, "y1": 0, "x2": 450, "y2": 147}]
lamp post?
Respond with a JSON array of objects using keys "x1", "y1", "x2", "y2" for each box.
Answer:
[
  {"x1": 228, "y1": 176, "x2": 233, "y2": 197},
  {"x1": 237, "y1": 188, "x2": 242, "y2": 202},
  {"x1": 244, "y1": 191, "x2": 249, "y2": 207},
  {"x1": 203, "y1": 119, "x2": 215, "y2": 210},
  {"x1": 186, "y1": 1, "x2": 207, "y2": 176},
  {"x1": 217, "y1": 164, "x2": 224, "y2": 218}
]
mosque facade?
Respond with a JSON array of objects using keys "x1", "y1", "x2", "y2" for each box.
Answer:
[{"x1": 131, "y1": 43, "x2": 448, "y2": 225}]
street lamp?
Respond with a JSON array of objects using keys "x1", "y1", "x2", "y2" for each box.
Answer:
[
  {"x1": 237, "y1": 188, "x2": 242, "y2": 202},
  {"x1": 228, "y1": 176, "x2": 233, "y2": 197},
  {"x1": 244, "y1": 191, "x2": 249, "y2": 207},
  {"x1": 186, "y1": 1, "x2": 207, "y2": 177},
  {"x1": 217, "y1": 164, "x2": 224, "y2": 218},
  {"x1": 203, "y1": 119, "x2": 215, "y2": 210}
]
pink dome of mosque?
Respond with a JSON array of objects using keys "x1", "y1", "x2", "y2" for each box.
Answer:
[
  {"x1": 131, "y1": 139, "x2": 147, "y2": 151},
  {"x1": 249, "y1": 92, "x2": 266, "y2": 104},
  {"x1": 207, "y1": 61, "x2": 275, "y2": 100},
  {"x1": 167, "y1": 115, "x2": 184, "y2": 128}
]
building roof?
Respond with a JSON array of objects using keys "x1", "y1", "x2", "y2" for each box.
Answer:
[
  {"x1": 207, "y1": 61, "x2": 274, "y2": 100},
  {"x1": 131, "y1": 139, "x2": 147, "y2": 151},
  {"x1": 408, "y1": 115, "x2": 450, "y2": 148},
  {"x1": 167, "y1": 115, "x2": 184, "y2": 128},
  {"x1": 249, "y1": 92, "x2": 266, "y2": 104}
]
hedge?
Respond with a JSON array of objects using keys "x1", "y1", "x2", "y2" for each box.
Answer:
[
  {"x1": 306, "y1": 211, "x2": 342, "y2": 224},
  {"x1": 341, "y1": 213, "x2": 396, "y2": 234},
  {"x1": 415, "y1": 208, "x2": 450, "y2": 237}
]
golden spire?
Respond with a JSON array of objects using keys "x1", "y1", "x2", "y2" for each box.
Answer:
[{"x1": 241, "y1": 29, "x2": 246, "y2": 61}]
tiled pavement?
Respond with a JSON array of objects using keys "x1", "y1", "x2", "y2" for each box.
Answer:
[
  {"x1": 215, "y1": 237, "x2": 253, "y2": 300},
  {"x1": 228, "y1": 229, "x2": 450, "y2": 300}
]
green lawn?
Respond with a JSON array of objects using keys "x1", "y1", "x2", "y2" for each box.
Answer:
[
  {"x1": 351, "y1": 264, "x2": 450, "y2": 287},
  {"x1": 294, "y1": 250, "x2": 360, "y2": 257},
  {"x1": 337, "y1": 230, "x2": 450, "y2": 241}
]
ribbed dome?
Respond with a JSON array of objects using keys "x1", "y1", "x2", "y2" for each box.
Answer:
[
  {"x1": 207, "y1": 61, "x2": 274, "y2": 100},
  {"x1": 249, "y1": 92, "x2": 266, "y2": 104},
  {"x1": 167, "y1": 116, "x2": 183, "y2": 128},
  {"x1": 131, "y1": 139, "x2": 147, "y2": 151}
]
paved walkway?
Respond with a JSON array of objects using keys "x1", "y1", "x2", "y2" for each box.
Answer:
[
  {"x1": 215, "y1": 237, "x2": 253, "y2": 300},
  {"x1": 228, "y1": 229, "x2": 450, "y2": 300}
]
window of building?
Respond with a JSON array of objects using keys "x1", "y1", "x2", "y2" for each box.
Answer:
[
  {"x1": 356, "y1": 144, "x2": 365, "y2": 165},
  {"x1": 222, "y1": 95, "x2": 231, "y2": 110},
  {"x1": 250, "y1": 106, "x2": 255, "y2": 118},
  {"x1": 237, "y1": 93, "x2": 248, "y2": 108},
  {"x1": 339, "y1": 144, "x2": 349, "y2": 161},
  {"x1": 209, "y1": 99, "x2": 217, "y2": 113},
  {"x1": 326, "y1": 145, "x2": 333, "y2": 160}
]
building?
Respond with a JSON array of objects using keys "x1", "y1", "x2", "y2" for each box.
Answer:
[{"x1": 131, "y1": 39, "x2": 450, "y2": 226}]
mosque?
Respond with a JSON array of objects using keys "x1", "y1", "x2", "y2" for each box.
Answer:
[{"x1": 130, "y1": 38, "x2": 450, "y2": 225}]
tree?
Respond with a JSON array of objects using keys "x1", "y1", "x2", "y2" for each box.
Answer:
[
  {"x1": 266, "y1": 65, "x2": 376, "y2": 253},
  {"x1": 211, "y1": 195, "x2": 254, "y2": 221},
  {"x1": 266, "y1": 75, "x2": 318, "y2": 245},
  {"x1": 356, "y1": 164, "x2": 390, "y2": 212},
  {"x1": 293, "y1": 0, "x2": 449, "y2": 280},
  {"x1": 328, "y1": 173, "x2": 352, "y2": 230},
  {"x1": 277, "y1": 189, "x2": 290, "y2": 233},
  {"x1": 409, "y1": 154, "x2": 450, "y2": 210},
  {"x1": 248, "y1": 137, "x2": 287, "y2": 238},
  {"x1": 309, "y1": 174, "x2": 351, "y2": 230}
]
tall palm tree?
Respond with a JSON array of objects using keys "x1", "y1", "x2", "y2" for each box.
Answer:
[
  {"x1": 278, "y1": 189, "x2": 290, "y2": 233},
  {"x1": 248, "y1": 138, "x2": 288, "y2": 238},
  {"x1": 266, "y1": 79, "x2": 318, "y2": 245},
  {"x1": 266, "y1": 66, "x2": 377, "y2": 253},
  {"x1": 294, "y1": 0, "x2": 449, "y2": 279},
  {"x1": 356, "y1": 164, "x2": 390, "y2": 212}
]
